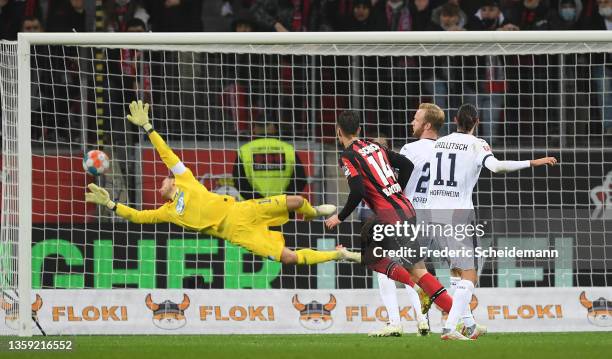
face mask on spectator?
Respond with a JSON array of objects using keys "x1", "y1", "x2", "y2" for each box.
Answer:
[
  {"x1": 482, "y1": 18, "x2": 497, "y2": 28},
  {"x1": 560, "y1": 8, "x2": 576, "y2": 21},
  {"x1": 600, "y1": 6, "x2": 612, "y2": 17}
]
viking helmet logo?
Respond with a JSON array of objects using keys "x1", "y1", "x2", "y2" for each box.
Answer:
[
  {"x1": 292, "y1": 294, "x2": 336, "y2": 331},
  {"x1": 145, "y1": 293, "x2": 190, "y2": 330}
]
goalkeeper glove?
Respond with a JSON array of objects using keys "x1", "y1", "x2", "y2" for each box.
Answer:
[
  {"x1": 85, "y1": 183, "x2": 116, "y2": 210},
  {"x1": 126, "y1": 100, "x2": 153, "y2": 132}
]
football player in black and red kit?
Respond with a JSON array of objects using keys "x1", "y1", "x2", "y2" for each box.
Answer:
[{"x1": 325, "y1": 111, "x2": 453, "y2": 317}]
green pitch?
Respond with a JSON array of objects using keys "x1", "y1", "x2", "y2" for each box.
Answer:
[{"x1": 2, "y1": 333, "x2": 612, "y2": 359}]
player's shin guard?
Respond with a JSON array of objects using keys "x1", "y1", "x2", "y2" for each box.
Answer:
[
  {"x1": 368, "y1": 258, "x2": 416, "y2": 287},
  {"x1": 416, "y1": 273, "x2": 453, "y2": 313},
  {"x1": 377, "y1": 272, "x2": 401, "y2": 325},
  {"x1": 444, "y1": 279, "x2": 474, "y2": 331},
  {"x1": 295, "y1": 199, "x2": 317, "y2": 218},
  {"x1": 296, "y1": 249, "x2": 340, "y2": 265}
]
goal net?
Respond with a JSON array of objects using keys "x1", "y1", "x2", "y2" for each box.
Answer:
[{"x1": 1, "y1": 32, "x2": 611, "y2": 335}]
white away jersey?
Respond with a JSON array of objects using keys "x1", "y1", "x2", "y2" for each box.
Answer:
[
  {"x1": 425, "y1": 132, "x2": 493, "y2": 210},
  {"x1": 399, "y1": 138, "x2": 436, "y2": 209}
]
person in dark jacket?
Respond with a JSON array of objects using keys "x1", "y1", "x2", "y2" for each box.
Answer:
[
  {"x1": 506, "y1": 0, "x2": 550, "y2": 30},
  {"x1": 580, "y1": 0, "x2": 610, "y2": 29},
  {"x1": 342, "y1": 0, "x2": 384, "y2": 31},
  {"x1": 549, "y1": 0, "x2": 582, "y2": 30},
  {"x1": 466, "y1": 0, "x2": 518, "y2": 30},
  {"x1": 411, "y1": 0, "x2": 434, "y2": 30},
  {"x1": 0, "y1": 0, "x2": 25, "y2": 40},
  {"x1": 251, "y1": 0, "x2": 329, "y2": 31},
  {"x1": 47, "y1": 0, "x2": 87, "y2": 33}
]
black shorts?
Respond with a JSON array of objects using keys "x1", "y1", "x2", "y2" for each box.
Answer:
[{"x1": 360, "y1": 217, "x2": 423, "y2": 268}]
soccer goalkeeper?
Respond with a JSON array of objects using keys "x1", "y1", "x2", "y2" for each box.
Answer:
[{"x1": 86, "y1": 101, "x2": 361, "y2": 265}]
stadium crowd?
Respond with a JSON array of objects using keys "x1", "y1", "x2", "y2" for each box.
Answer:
[
  {"x1": 0, "y1": 0, "x2": 611, "y2": 145},
  {"x1": 2, "y1": 0, "x2": 612, "y2": 37}
]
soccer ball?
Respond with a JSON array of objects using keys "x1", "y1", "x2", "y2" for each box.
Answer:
[{"x1": 83, "y1": 150, "x2": 110, "y2": 176}]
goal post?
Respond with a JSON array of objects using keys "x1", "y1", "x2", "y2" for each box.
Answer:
[{"x1": 2, "y1": 31, "x2": 612, "y2": 336}]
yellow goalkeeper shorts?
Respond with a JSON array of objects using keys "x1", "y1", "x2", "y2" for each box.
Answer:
[{"x1": 219, "y1": 195, "x2": 290, "y2": 261}]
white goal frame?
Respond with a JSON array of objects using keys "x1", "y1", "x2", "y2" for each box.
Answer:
[{"x1": 11, "y1": 30, "x2": 612, "y2": 336}]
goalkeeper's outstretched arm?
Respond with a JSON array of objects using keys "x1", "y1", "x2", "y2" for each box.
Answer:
[
  {"x1": 126, "y1": 100, "x2": 192, "y2": 178},
  {"x1": 85, "y1": 183, "x2": 168, "y2": 224}
]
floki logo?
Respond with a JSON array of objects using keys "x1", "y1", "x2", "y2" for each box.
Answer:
[
  {"x1": 145, "y1": 293, "x2": 190, "y2": 330},
  {"x1": 579, "y1": 291, "x2": 612, "y2": 327},
  {"x1": 591, "y1": 170, "x2": 612, "y2": 219},
  {"x1": 0, "y1": 294, "x2": 43, "y2": 331},
  {"x1": 292, "y1": 294, "x2": 336, "y2": 331}
]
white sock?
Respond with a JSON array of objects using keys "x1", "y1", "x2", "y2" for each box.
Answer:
[
  {"x1": 462, "y1": 289, "x2": 476, "y2": 327},
  {"x1": 444, "y1": 279, "x2": 474, "y2": 331},
  {"x1": 405, "y1": 284, "x2": 425, "y2": 322},
  {"x1": 449, "y1": 276, "x2": 461, "y2": 297},
  {"x1": 377, "y1": 272, "x2": 401, "y2": 326}
]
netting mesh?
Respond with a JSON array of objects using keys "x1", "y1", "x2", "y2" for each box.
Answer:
[
  {"x1": 0, "y1": 41, "x2": 20, "y2": 331},
  {"x1": 1, "y1": 40, "x2": 611, "y2": 296}
]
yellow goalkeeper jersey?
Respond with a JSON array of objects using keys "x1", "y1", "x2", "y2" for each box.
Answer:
[{"x1": 115, "y1": 130, "x2": 235, "y2": 235}]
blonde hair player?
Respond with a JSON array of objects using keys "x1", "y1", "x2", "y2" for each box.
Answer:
[
  {"x1": 86, "y1": 101, "x2": 361, "y2": 266},
  {"x1": 369, "y1": 103, "x2": 445, "y2": 338}
]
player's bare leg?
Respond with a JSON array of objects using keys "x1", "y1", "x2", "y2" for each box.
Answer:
[
  {"x1": 286, "y1": 195, "x2": 336, "y2": 220},
  {"x1": 279, "y1": 246, "x2": 360, "y2": 265}
]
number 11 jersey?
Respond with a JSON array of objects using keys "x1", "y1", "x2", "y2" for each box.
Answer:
[{"x1": 425, "y1": 132, "x2": 493, "y2": 210}]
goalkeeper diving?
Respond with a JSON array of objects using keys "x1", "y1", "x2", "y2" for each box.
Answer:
[{"x1": 86, "y1": 101, "x2": 361, "y2": 265}]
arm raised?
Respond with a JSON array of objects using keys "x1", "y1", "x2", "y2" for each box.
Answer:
[{"x1": 127, "y1": 100, "x2": 192, "y2": 178}]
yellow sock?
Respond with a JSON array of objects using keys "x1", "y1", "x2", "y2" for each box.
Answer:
[
  {"x1": 296, "y1": 249, "x2": 340, "y2": 265},
  {"x1": 295, "y1": 198, "x2": 317, "y2": 218}
]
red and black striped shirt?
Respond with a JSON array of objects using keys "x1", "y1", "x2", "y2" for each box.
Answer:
[{"x1": 338, "y1": 139, "x2": 415, "y2": 224}]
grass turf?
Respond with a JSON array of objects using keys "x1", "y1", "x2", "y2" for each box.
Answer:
[{"x1": 2, "y1": 332, "x2": 612, "y2": 359}]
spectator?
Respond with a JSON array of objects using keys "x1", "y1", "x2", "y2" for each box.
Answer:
[
  {"x1": 104, "y1": 0, "x2": 149, "y2": 32},
  {"x1": 47, "y1": 0, "x2": 87, "y2": 33},
  {"x1": 599, "y1": 0, "x2": 612, "y2": 29},
  {"x1": 466, "y1": 0, "x2": 518, "y2": 30},
  {"x1": 203, "y1": 0, "x2": 252, "y2": 31},
  {"x1": 21, "y1": 15, "x2": 43, "y2": 33},
  {"x1": 506, "y1": 0, "x2": 551, "y2": 30},
  {"x1": 411, "y1": 0, "x2": 434, "y2": 31},
  {"x1": 0, "y1": 0, "x2": 26, "y2": 40},
  {"x1": 324, "y1": 0, "x2": 361, "y2": 30},
  {"x1": 430, "y1": 2, "x2": 465, "y2": 30},
  {"x1": 342, "y1": 0, "x2": 384, "y2": 31},
  {"x1": 23, "y1": 15, "x2": 66, "y2": 143},
  {"x1": 584, "y1": 0, "x2": 612, "y2": 133},
  {"x1": 147, "y1": 0, "x2": 202, "y2": 32},
  {"x1": 231, "y1": 10, "x2": 258, "y2": 31},
  {"x1": 251, "y1": 0, "x2": 330, "y2": 32},
  {"x1": 549, "y1": 0, "x2": 583, "y2": 30},
  {"x1": 374, "y1": 0, "x2": 413, "y2": 31},
  {"x1": 580, "y1": 0, "x2": 611, "y2": 29},
  {"x1": 577, "y1": 0, "x2": 600, "y2": 28},
  {"x1": 431, "y1": 0, "x2": 467, "y2": 29}
]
